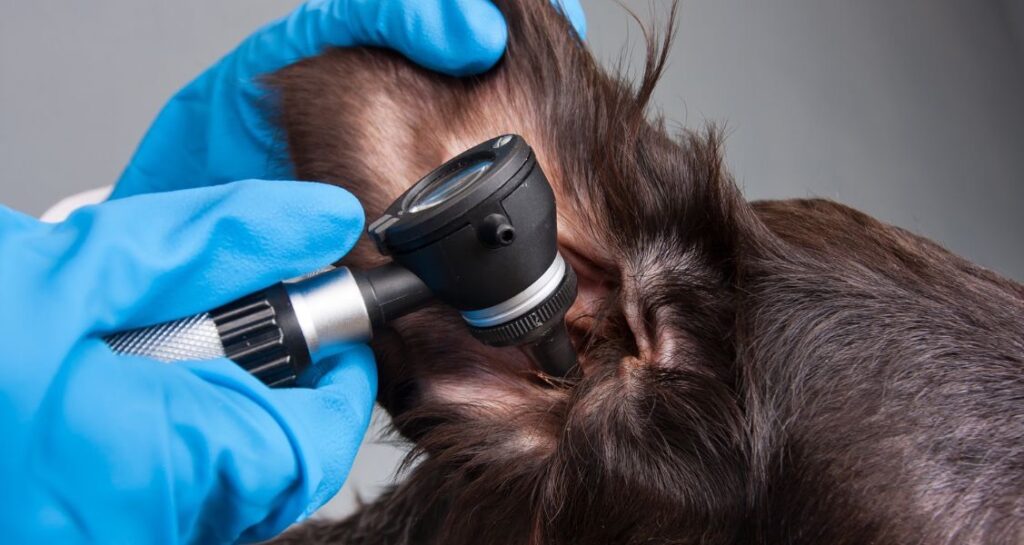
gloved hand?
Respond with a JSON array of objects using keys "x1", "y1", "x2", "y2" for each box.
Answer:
[
  {"x1": 0, "y1": 181, "x2": 374, "y2": 544},
  {"x1": 111, "y1": 0, "x2": 586, "y2": 199}
]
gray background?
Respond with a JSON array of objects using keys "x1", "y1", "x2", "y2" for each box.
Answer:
[{"x1": 2, "y1": 0, "x2": 1022, "y2": 521}]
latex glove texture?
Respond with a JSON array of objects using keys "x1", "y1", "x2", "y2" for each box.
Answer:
[
  {"x1": 111, "y1": 0, "x2": 586, "y2": 199},
  {"x1": 0, "y1": 181, "x2": 375, "y2": 544}
]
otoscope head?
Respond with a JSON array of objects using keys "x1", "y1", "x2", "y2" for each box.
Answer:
[{"x1": 368, "y1": 134, "x2": 577, "y2": 376}]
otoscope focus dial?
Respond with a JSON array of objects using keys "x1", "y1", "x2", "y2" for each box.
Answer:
[{"x1": 470, "y1": 266, "x2": 578, "y2": 377}]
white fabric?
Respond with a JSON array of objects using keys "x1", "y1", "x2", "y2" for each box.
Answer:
[{"x1": 40, "y1": 185, "x2": 112, "y2": 222}]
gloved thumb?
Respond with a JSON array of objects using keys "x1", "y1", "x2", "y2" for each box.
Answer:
[{"x1": 269, "y1": 344, "x2": 378, "y2": 517}]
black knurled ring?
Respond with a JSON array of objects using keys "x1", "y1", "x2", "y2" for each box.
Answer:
[
  {"x1": 469, "y1": 267, "x2": 577, "y2": 347},
  {"x1": 211, "y1": 284, "x2": 310, "y2": 388}
]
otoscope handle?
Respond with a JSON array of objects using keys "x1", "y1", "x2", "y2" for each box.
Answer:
[{"x1": 104, "y1": 265, "x2": 432, "y2": 387}]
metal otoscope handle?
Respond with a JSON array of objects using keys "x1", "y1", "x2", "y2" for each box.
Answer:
[{"x1": 104, "y1": 265, "x2": 432, "y2": 387}]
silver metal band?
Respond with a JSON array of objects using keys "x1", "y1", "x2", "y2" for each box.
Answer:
[
  {"x1": 461, "y1": 254, "x2": 566, "y2": 328},
  {"x1": 285, "y1": 267, "x2": 373, "y2": 359}
]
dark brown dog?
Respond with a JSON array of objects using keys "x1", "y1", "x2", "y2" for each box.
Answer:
[{"x1": 265, "y1": 1, "x2": 1024, "y2": 543}]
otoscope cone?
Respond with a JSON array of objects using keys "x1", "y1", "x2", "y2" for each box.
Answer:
[
  {"x1": 525, "y1": 323, "x2": 577, "y2": 376},
  {"x1": 468, "y1": 266, "x2": 578, "y2": 376}
]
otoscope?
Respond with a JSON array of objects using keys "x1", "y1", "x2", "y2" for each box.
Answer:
[{"x1": 105, "y1": 134, "x2": 578, "y2": 386}]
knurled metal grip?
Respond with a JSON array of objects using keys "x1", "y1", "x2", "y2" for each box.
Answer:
[
  {"x1": 106, "y1": 284, "x2": 312, "y2": 387},
  {"x1": 105, "y1": 312, "x2": 225, "y2": 362}
]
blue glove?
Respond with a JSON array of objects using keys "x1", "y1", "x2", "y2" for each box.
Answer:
[
  {"x1": 0, "y1": 181, "x2": 375, "y2": 544},
  {"x1": 111, "y1": 0, "x2": 586, "y2": 199}
]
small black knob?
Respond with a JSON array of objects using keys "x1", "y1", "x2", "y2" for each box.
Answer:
[{"x1": 479, "y1": 213, "x2": 516, "y2": 248}]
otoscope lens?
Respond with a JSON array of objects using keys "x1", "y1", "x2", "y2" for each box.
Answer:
[{"x1": 408, "y1": 159, "x2": 493, "y2": 213}]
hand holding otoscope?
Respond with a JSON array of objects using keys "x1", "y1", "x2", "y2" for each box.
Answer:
[{"x1": 106, "y1": 135, "x2": 579, "y2": 385}]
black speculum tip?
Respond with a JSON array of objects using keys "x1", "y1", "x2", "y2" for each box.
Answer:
[
  {"x1": 524, "y1": 322, "x2": 577, "y2": 377},
  {"x1": 468, "y1": 265, "x2": 579, "y2": 377}
]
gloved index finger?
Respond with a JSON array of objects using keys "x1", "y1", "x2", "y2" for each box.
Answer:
[
  {"x1": 37, "y1": 180, "x2": 364, "y2": 334},
  {"x1": 241, "y1": 0, "x2": 585, "y2": 79},
  {"x1": 333, "y1": 0, "x2": 585, "y2": 77},
  {"x1": 219, "y1": 0, "x2": 506, "y2": 88},
  {"x1": 267, "y1": 343, "x2": 378, "y2": 519}
]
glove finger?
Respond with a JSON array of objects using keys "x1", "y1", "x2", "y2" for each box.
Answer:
[
  {"x1": 228, "y1": 0, "x2": 511, "y2": 78},
  {"x1": 207, "y1": 0, "x2": 511, "y2": 85},
  {"x1": 336, "y1": 0, "x2": 508, "y2": 76},
  {"x1": 36, "y1": 180, "x2": 363, "y2": 334},
  {"x1": 270, "y1": 344, "x2": 378, "y2": 516},
  {"x1": 343, "y1": 0, "x2": 587, "y2": 74}
]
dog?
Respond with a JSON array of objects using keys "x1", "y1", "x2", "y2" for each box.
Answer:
[{"x1": 265, "y1": 2, "x2": 1024, "y2": 543}]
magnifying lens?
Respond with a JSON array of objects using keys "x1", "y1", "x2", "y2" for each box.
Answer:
[{"x1": 106, "y1": 134, "x2": 578, "y2": 385}]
